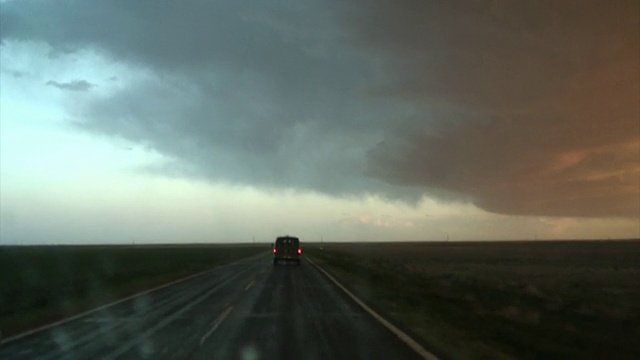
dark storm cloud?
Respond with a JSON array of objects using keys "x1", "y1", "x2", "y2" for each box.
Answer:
[
  {"x1": 353, "y1": 0, "x2": 640, "y2": 217},
  {"x1": 46, "y1": 80, "x2": 94, "y2": 91},
  {"x1": 1, "y1": 0, "x2": 638, "y2": 217},
  {"x1": 1, "y1": 0, "x2": 391, "y2": 193}
]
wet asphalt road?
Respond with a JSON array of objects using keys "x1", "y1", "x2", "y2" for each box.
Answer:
[{"x1": 0, "y1": 253, "x2": 424, "y2": 359}]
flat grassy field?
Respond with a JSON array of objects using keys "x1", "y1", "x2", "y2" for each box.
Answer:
[
  {"x1": 307, "y1": 240, "x2": 640, "y2": 360},
  {"x1": 0, "y1": 244, "x2": 267, "y2": 339}
]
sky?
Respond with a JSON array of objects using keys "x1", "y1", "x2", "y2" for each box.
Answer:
[{"x1": 0, "y1": 0, "x2": 638, "y2": 245}]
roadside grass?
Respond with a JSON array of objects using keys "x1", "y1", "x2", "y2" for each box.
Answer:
[
  {"x1": 307, "y1": 240, "x2": 640, "y2": 360},
  {"x1": 0, "y1": 244, "x2": 267, "y2": 339}
]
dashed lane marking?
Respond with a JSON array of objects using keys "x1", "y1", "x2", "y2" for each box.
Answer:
[
  {"x1": 244, "y1": 279, "x2": 256, "y2": 291},
  {"x1": 200, "y1": 306, "x2": 234, "y2": 345}
]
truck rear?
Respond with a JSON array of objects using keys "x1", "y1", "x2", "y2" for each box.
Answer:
[{"x1": 273, "y1": 236, "x2": 302, "y2": 265}]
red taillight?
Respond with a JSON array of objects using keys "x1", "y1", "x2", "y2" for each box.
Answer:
[
  {"x1": 297, "y1": 248, "x2": 302, "y2": 254},
  {"x1": 273, "y1": 248, "x2": 277, "y2": 253}
]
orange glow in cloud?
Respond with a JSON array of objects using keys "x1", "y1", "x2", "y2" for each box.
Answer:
[{"x1": 361, "y1": 1, "x2": 639, "y2": 218}]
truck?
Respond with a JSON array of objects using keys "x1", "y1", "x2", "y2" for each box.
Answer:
[{"x1": 272, "y1": 235, "x2": 302, "y2": 265}]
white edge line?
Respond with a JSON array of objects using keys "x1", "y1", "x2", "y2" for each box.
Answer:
[
  {"x1": 306, "y1": 257, "x2": 439, "y2": 360},
  {"x1": 199, "y1": 305, "x2": 234, "y2": 345},
  {"x1": 0, "y1": 253, "x2": 263, "y2": 345}
]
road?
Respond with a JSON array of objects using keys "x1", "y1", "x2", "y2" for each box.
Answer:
[{"x1": 0, "y1": 252, "x2": 427, "y2": 359}]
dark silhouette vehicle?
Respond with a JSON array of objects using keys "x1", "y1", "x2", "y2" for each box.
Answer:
[{"x1": 272, "y1": 236, "x2": 302, "y2": 265}]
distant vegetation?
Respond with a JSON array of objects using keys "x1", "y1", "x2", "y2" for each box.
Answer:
[
  {"x1": 308, "y1": 240, "x2": 640, "y2": 360},
  {"x1": 0, "y1": 244, "x2": 266, "y2": 339}
]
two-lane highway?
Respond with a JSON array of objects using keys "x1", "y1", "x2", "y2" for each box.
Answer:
[{"x1": 0, "y1": 252, "x2": 427, "y2": 359}]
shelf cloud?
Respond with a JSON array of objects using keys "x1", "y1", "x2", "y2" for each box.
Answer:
[{"x1": 2, "y1": 0, "x2": 637, "y2": 218}]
